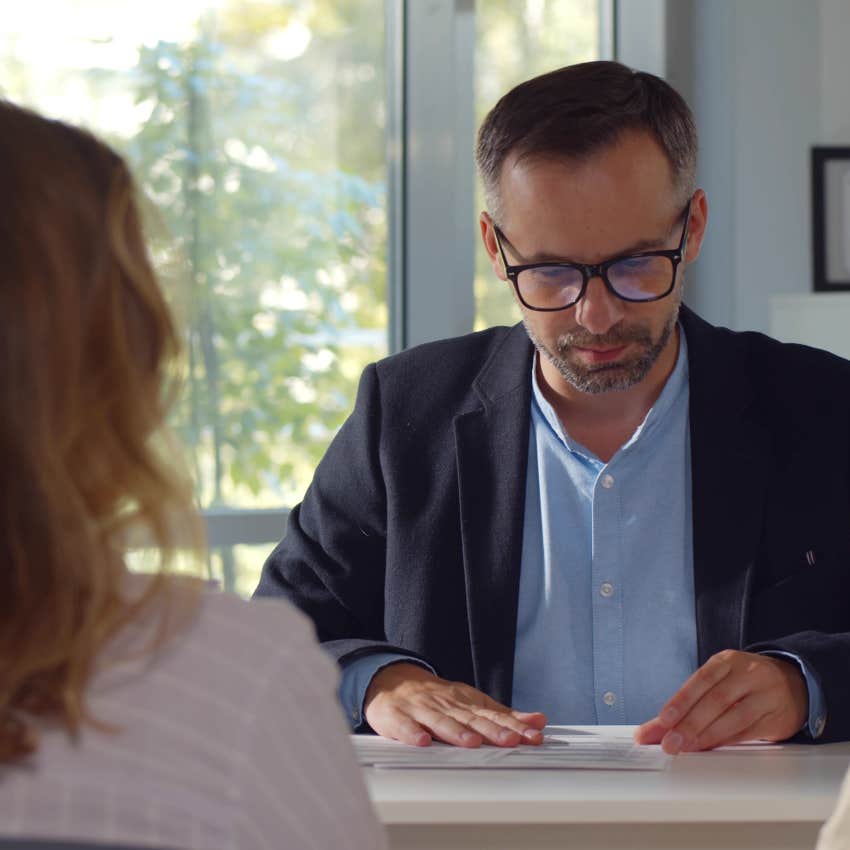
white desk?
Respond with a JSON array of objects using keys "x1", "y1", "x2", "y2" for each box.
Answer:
[{"x1": 364, "y1": 726, "x2": 850, "y2": 850}]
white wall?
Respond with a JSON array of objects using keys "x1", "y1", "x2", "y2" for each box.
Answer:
[
  {"x1": 678, "y1": 0, "x2": 829, "y2": 334},
  {"x1": 820, "y1": 0, "x2": 850, "y2": 145}
]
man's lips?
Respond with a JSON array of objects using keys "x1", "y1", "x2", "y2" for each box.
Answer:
[{"x1": 572, "y1": 344, "x2": 629, "y2": 364}]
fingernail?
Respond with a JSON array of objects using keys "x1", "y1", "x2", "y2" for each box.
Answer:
[
  {"x1": 523, "y1": 728, "x2": 542, "y2": 741},
  {"x1": 460, "y1": 731, "x2": 478, "y2": 744},
  {"x1": 661, "y1": 707, "x2": 679, "y2": 724},
  {"x1": 499, "y1": 729, "x2": 516, "y2": 743},
  {"x1": 665, "y1": 731, "x2": 683, "y2": 753}
]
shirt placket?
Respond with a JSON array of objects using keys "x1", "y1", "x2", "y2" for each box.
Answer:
[{"x1": 591, "y1": 462, "x2": 625, "y2": 723}]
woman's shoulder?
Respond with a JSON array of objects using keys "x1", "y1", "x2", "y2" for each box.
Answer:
[
  {"x1": 105, "y1": 577, "x2": 337, "y2": 706},
  {"x1": 193, "y1": 586, "x2": 319, "y2": 647},
  {"x1": 89, "y1": 582, "x2": 341, "y2": 768},
  {"x1": 180, "y1": 586, "x2": 335, "y2": 682}
]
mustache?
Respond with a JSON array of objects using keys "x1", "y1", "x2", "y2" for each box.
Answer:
[{"x1": 555, "y1": 324, "x2": 653, "y2": 351}]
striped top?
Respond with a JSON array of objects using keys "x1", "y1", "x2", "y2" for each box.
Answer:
[{"x1": 0, "y1": 583, "x2": 387, "y2": 850}]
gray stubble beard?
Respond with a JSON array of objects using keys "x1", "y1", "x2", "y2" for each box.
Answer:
[{"x1": 523, "y1": 294, "x2": 682, "y2": 395}]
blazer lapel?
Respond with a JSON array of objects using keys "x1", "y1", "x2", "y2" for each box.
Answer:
[
  {"x1": 682, "y1": 308, "x2": 772, "y2": 662},
  {"x1": 454, "y1": 325, "x2": 533, "y2": 706}
]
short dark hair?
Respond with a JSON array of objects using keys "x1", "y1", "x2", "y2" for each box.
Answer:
[{"x1": 475, "y1": 60, "x2": 697, "y2": 220}]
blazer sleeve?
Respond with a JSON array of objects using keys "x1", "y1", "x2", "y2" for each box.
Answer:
[
  {"x1": 254, "y1": 363, "x2": 432, "y2": 669},
  {"x1": 743, "y1": 368, "x2": 850, "y2": 745},
  {"x1": 747, "y1": 407, "x2": 850, "y2": 744}
]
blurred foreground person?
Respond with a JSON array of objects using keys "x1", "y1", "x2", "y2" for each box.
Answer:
[
  {"x1": 817, "y1": 766, "x2": 850, "y2": 850},
  {"x1": 0, "y1": 100, "x2": 386, "y2": 850}
]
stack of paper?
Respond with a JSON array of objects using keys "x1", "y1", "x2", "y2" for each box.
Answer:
[{"x1": 353, "y1": 728, "x2": 669, "y2": 771}]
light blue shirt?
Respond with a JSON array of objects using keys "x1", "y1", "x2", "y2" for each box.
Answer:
[
  {"x1": 340, "y1": 326, "x2": 824, "y2": 736},
  {"x1": 510, "y1": 330, "x2": 697, "y2": 723}
]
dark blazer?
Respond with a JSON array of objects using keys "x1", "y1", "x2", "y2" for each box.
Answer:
[{"x1": 256, "y1": 307, "x2": 850, "y2": 742}]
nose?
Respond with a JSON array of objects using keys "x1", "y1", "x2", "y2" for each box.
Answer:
[{"x1": 573, "y1": 274, "x2": 624, "y2": 335}]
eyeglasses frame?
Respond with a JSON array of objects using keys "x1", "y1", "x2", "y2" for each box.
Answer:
[{"x1": 492, "y1": 200, "x2": 693, "y2": 312}]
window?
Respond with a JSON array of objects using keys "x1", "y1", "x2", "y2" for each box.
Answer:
[
  {"x1": 475, "y1": 0, "x2": 611, "y2": 329},
  {"x1": 2, "y1": 1, "x2": 387, "y2": 595},
  {"x1": 2, "y1": 1, "x2": 612, "y2": 596}
]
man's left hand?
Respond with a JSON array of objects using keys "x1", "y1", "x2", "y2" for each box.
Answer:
[{"x1": 634, "y1": 650, "x2": 808, "y2": 754}]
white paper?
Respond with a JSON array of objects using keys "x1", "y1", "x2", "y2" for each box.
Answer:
[{"x1": 353, "y1": 727, "x2": 670, "y2": 771}]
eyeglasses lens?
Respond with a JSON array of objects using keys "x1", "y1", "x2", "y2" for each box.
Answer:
[
  {"x1": 517, "y1": 266, "x2": 583, "y2": 309},
  {"x1": 606, "y1": 256, "x2": 674, "y2": 300}
]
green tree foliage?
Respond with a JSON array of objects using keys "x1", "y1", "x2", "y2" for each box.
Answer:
[
  {"x1": 474, "y1": 0, "x2": 599, "y2": 329},
  {"x1": 123, "y1": 2, "x2": 387, "y2": 509},
  {"x1": 1, "y1": 0, "x2": 600, "y2": 592}
]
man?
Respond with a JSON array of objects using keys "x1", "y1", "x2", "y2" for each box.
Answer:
[{"x1": 256, "y1": 61, "x2": 850, "y2": 754}]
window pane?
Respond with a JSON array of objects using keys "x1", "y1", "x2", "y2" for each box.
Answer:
[
  {"x1": 211, "y1": 544, "x2": 280, "y2": 599},
  {"x1": 1, "y1": 1, "x2": 388, "y2": 515},
  {"x1": 474, "y1": 0, "x2": 605, "y2": 329}
]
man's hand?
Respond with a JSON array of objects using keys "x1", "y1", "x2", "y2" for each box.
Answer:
[
  {"x1": 634, "y1": 650, "x2": 808, "y2": 754},
  {"x1": 364, "y1": 662, "x2": 547, "y2": 748}
]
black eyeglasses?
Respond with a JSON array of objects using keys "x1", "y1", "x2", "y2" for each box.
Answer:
[{"x1": 493, "y1": 201, "x2": 692, "y2": 312}]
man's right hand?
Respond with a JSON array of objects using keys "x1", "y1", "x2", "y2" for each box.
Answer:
[{"x1": 363, "y1": 662, "x2": 547, "y2": 748}]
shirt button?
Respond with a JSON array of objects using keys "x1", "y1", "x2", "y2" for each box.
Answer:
[
  {"x1": 601, "y1": 473, "x2": 615, "y2": 489},
  {"x1": 603, "y1": 691, "x2": 617, "y2": 706},
  {"x1": 600, "y1": 582, "x2": 614, "y2": 598}
]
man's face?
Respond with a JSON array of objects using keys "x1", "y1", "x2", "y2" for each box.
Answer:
[{"x1": 481, "y1": 130, "x2": 707, "y2": 396}]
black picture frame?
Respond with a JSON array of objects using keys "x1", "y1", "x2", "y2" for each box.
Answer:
[{"x1": 812, "y1": 146, "x2": 850, "y2": 292}]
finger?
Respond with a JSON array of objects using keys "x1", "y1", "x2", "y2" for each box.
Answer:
[
  {"x1": 656, "y1": 651, "x2": 737, "y2": 731},
  {"x1": 472, "y1": 708, "x2": 545, "y2": 743},
  {"x1": 452, "y1": 710, "x2": 523, "y2": 747},
  {"x1": 472, "y1": 692, "x2": 548, "y2": 730},
  {"x1": 634, "y1": 717, "x2": 667, "y2": 745},
  {"x1": 519, "y1": 726, "x2": 545, "y2": 744},
  {"x1": 437, "y1": 687, "x2": 547, "y2": 742},
  {"x1": 373, "y1": 708, "x2": 434, "y2": 747},
  {"x1": 511, "y1": 711, "x2": 548, "y2": 731},
  {"x1": 668, "y1": 676, "x2": 757, "y2": 753},
  {"x1": 701, "y1": 716, "x2": 766, "y2": 749},
  {"x1": 689, "y1": 694, "x2": 784, "y2": 751},
  {"x1": 412, "y1": 706, "x2": 485, "y2": 748}
]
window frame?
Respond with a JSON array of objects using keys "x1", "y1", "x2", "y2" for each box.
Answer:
[{"x1": 204, "y1": 0, "x2": 626, "y2": 552}]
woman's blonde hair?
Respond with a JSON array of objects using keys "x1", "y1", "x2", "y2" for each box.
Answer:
[{"x1": 0, "y1": 101, "x2": 203, "y2": 761}]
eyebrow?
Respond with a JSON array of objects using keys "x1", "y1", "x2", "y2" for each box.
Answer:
[{"x1": 500, "y1": 228, "x2": 673, "y2": 265}]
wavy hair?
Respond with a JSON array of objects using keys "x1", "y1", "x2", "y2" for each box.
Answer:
[{"x1": 0, "y1": 101, "x2": 203, "y2": 761}]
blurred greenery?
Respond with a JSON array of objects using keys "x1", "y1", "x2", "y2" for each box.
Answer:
[
  {"x1": 1, "y1": 0, "x2": 600, "y2": 593},
  {"x1": 4, "y1": 1, "x2": 390, "y2": 514},
  {"x1": 124, "y1": 3, "x2": 388, "y2": 511},
  {"x1": 474, "y1": 0, "x2": 600, "y2": 329}
]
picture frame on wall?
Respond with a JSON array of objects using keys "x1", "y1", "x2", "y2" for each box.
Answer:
[{"x1": 812, "y1": 146, "x2": 850, "y2": 292}]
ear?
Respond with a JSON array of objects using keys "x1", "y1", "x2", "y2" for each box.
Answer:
[
  {"x1": 480, "y1": 212, "x2": 507, "y2": 281},
  {"x1": 684, "y1": 189, "x2": 708, "y2": 264}
]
